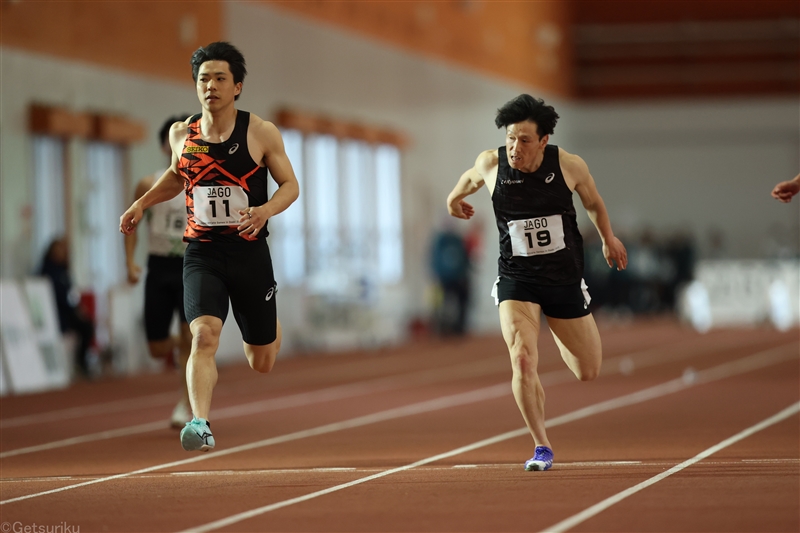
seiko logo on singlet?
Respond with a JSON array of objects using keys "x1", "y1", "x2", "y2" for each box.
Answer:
[
  {"x1": 185, "y1": 146, "x2": 209, "y2": 153},
  {"x1": 545, "y1": 173, "x2": 555, "y2": 183},
  {"x1": 501, "y1": 179, "x2": 524, "y2": 185}
]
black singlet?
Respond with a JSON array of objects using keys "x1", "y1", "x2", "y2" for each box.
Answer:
[
  {"x1": 492, "y1": 144, "x2": 584, "y2": 286},
  {"x1": 179, "y1": 111, "x2": 269, "y2": 243}
]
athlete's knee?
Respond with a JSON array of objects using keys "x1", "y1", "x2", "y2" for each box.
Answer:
[
  {"x1": 249, "y1": 348, "x2": 276, "y2": 373},
  {"x1": 509, "y1": 343, "x2": 537, "y2": 377},
  {"x1": 577, "y1": 364, "x2": 599, "y2": 382},
  {"x1": 250, "y1": 357, "x2": 274, "y2": 374},
  {"x1": 246, "y1": 341, "x2": 278, "y2": 373},
  {"x1": 191, "y1": 323, "x2": 220, "y2": 353},
  {"x1": 576, "y1": 353, "x2": 601, "y2": 381}
]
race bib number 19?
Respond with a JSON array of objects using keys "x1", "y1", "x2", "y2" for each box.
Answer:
[
  {"x1": 193, "y1": 186, "x2": 248, "y2": 226},
  {"x1": 508, "y1": 215, "x2": 565, "y2": 256}
]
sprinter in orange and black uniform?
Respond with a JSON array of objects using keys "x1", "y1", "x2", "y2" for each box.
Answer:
[
  {"x1": 120, "y1": 42, "x2": 299, "y2": 453},
  {"x1": 180, "y1": 110, "x2": 277, "y2": 346}
]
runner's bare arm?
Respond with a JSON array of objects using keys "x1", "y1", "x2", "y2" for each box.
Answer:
[
  {"x1": 236, "y1": 118, "x2": 299, "y2": 236},
  {"x1": 771, "y1": 172, "x2": 800, "y2": 203},
  {"x1": 119, "y1": 124, "x2": 186, "y2": 235},
  {"x1": 447, "y1": 150, "x2": 495, "y2": 220},
  {"x1": 562, "y1": 150, "x2": 627, "y2": 270},
  {"x1": 256, "y1": 120, "x2": 299, "y2": 218},
  {"x1": 123, "y1": 176, "x2": 155, "y2": 282}
]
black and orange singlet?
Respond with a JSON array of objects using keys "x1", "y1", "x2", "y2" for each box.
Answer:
[{"x1": 179, "y1": 111, "x2": 269, "y2": 243}]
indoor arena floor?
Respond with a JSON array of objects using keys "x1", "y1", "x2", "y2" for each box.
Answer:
[{"x1": 1, "y1": 318, "x2": 798, "y2": 532}]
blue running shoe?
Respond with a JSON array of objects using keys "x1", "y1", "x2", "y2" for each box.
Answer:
[
  {"x1": 524, "y1": 446, "x2": 553, "y2": 471},
  {"x1": 180, "y1": 417, "x2": 215, "y2": 452}
]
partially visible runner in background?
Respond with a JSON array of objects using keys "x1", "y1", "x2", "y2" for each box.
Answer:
[{"x1": 124, "y1": 114, "x2": 192, "y2": 428}]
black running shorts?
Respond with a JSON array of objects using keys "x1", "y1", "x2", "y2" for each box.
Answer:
[
  {"x1": 492, "y1": 276, "x2": 591, "y2": 319},
  {"x1": 183, "y1": 239, "x2": 278, "y2": 345},
  {"x1": 144, "y1": 255, "x2": 186, "y2": 341}
]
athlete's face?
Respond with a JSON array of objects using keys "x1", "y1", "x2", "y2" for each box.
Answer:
[
  {"x1": 196, "y1": 60, "x2": 242, "y2": 111},
  {"x1": 505, "y1": 121, "x2": 548, "y2": 172}
]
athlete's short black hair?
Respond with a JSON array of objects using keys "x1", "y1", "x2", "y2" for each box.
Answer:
[
  {"x1": 158, "y1": 115, "x2": 190, "y2": 146},
  {"x1": 191, "y1": 41, "x2": 247, "y2": 100},
  {"x1": 495, "y1": 94, "x2": 559, "y2": 138}
]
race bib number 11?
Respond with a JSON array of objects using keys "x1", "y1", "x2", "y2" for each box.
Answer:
[
  {"x1": 193, "y1": 186, "x2": 248, "y2": 226},
  {"x1": 508, "y1": 215, "x2": 566, "y2": 256}
]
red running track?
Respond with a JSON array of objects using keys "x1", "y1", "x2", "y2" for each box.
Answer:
[{"x1": 0, "y1": 318, "x2": 797, "y2": 532}]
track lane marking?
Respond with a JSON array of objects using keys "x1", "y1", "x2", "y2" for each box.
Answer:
[
  {"x1": 0, "y1": 358, "x2": 502, "y2": 458},
  {"x1": 1, "y1": 343, "x2": 794, "y2": 510},
  {"x1": 173, "y1": 343, "x2": 796, "y2": 532},
  {"x1": 0, "y1": 334, "x2": 764, "y2": 457},
  {"x1": 542, "y1": 401, "x2": 800, "y2": 533},
  {"x1": 1, "y1": 332, "x2": 747, "y2": 428}
]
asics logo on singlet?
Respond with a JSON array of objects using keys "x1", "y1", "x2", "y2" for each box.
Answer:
[
  {"x1": 265, "y1": 287, "x2": 274, "y2": 301},
  {"x1": 501, "y1": 179, "x2": 524, "y2": 185},
  {"x1": 228, "y1": 143, "x2": 239, "y2": 155},
  {"x1": 545, "y1": 173, "x2": 555, "y2": 183}
]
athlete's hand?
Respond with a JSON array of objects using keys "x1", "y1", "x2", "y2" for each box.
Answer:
[
  {"x1": 448, "y1": 199, "x2": 475, "y2": 220},
  {"x1": 238, "y1": 205, "x2": 267, "y2": 236},
  {"x1": 126, "y1": 263, "x2": 142, "y2": 284},
  {"x1": 771, "y1": 179, "x2": 800, "y2": 203},
  {"x1": 120, "y1": 203, "x2": 143, "y2": 235},
  {"x1": 603, "y1": 236, "x2": 627, "y2": 271}
]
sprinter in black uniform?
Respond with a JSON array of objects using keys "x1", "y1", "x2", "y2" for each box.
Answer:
[
  {"x1": 120, "y1": 42, "x2": 300, "y2": 452},
  {"x1": 446, "y1": 94, "x2": 627, "y2": 471}
]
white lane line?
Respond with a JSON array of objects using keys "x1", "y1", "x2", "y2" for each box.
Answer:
[
  {"x1": 0, "y1": 358, "x2": 501, "y2": 459},
  {"x1": 177, "y1": 343, "x2": 797, "y2": 533},
  {"x1": 0, "y1": 382, "x2": 509, "y2": 505},
  {"x1": 6, "y1": 458, "x2": 798, "y2": 484},
  {"x1": 2, "y1": 343, "x2": 794, "y2": 509},
  {"x1": 0, "y1": 354, "x2": 492, "y2": 429},
  {"x1": 0, "y1": 421, "x2": 170, "y2": 459},
  {"x1": 0, "y1": 343, "x2": 480, "y2": 428},
  {"x1": 0, "y1": 392, "x2": 179, "y2": 429},
  {"x1": 542, "y1": 401, "x2": 800, "y2": 533},
  {"x1": 0, "y1": 335, "x2": 744, "y2": 458},
  {"x1": 0, "y1": 330, "x2": 723, "y2": 430}
]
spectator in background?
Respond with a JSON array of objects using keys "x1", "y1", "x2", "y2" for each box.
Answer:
[
  {"x1": 39, "y1": 237, "x2": 95, "y2": 378},
  {"x1": 771, "y1": 173, "x2": 800, "y2": 203},
  {"x1": 430, "y1": 222, "x2": 471, "y2": 336}
]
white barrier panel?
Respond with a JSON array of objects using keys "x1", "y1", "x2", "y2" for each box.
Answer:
[
  {"x1": 0, "y1": 344, "x2": 9, "y2": 396},
  {"x1": 679, "y1": 259, "x2": 800, "y2": 330},
  {"x1": 22, "y1": 278, "x2": 71, "y2": 388},
  {"x1": 0, "y1": 280, "x2": 52, "y2": 393}
]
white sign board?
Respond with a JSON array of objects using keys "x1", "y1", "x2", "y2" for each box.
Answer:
[
  {"x1": 680, "y1": 259, "x2": 800, "y2": 330},
  {"x1": 0, "y1": 280, "x2": 52, "y2": 393},
  {"x1": 22, "y1": 278, "x2": 70, "y2": 388}
]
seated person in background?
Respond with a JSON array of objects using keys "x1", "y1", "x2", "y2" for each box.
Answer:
[{"x1": 39, "y1": 237, "x2": 95, "y2": 378}]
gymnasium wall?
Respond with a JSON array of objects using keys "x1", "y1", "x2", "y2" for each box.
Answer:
[
  {"x1": 570, "y1": 99, "x2": 799, "y2": 259},
  {"x1": 1, "y1": 2, "x2": 798, "y2": 358}
]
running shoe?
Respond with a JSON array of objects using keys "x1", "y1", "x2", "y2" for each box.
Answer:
[
  {"x1": 524, "y1": 446, "x2": 553, "y2": 471},
  {"x1": 170, "y1": 399, "x2": 192, "y2": 429},
  {"x1": 180, "y1": 417, "x2": 215, "y2": 452}
]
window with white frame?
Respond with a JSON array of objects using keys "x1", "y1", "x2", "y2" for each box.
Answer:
[
  {"x1": 31, "y1": 136, "x2": 67, "y2": 270},
  {"x1": 84, "y1": 142, "x2": 126, "y2": 343},
  {"x1": 375, "y1": 144, "x2": 403, "y2": 284},
  {"x1": 269, "y1": 129, "x2": 307, "y2": 286},
  {"x1": 267, "y1": 128, "x2": 403, "y2": 294}
]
